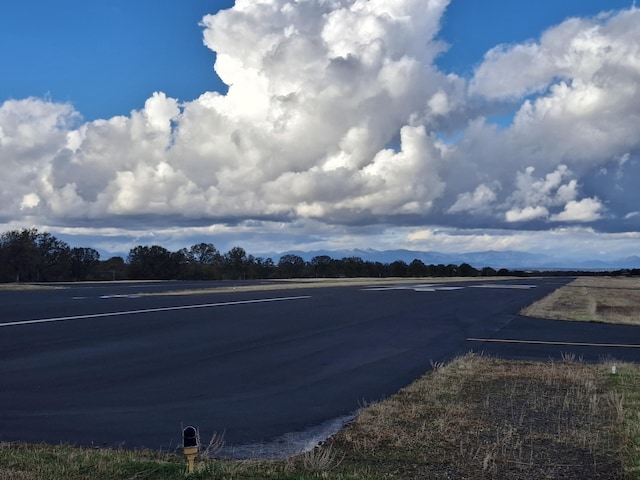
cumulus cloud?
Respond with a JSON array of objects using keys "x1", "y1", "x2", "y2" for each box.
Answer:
[
  {"x1": 1, "y1": 1, "x2": 639, "y2": 254},
  {"x1": 469, "y1": 7, "x2": 640, "y2": 171},
  {"x1": 448, "y1": 183, "x2": 498, "y2": 214},
  {"x1": 2, "y1": 0, "x2": 456, "y2": 227},
  {"x1": 506, "y1": 206, "x2": 549, "y2": 223},
  {"x1": 447, "y1": 6, "x2": 640, "y2": 231},
  {"x1": 550, "y1": 197, "x2": 604, "y2": 223},
  {"x1": 500, "y1": 165, "x2": 607, "y2": 224}
]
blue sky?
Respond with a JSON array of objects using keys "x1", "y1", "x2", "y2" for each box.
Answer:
[
  {"x1": 1, "y1": 0, "x2": 639, "y2": 265},
  {"x1": 0, "y1": 0, "x2": 230, "y2": 120},
  {"x1": 2, "y1": 0, "x2": 631, "y2": 120},
  {"x1": 437, "y1": 0, "x2": 634, "y2": 73}
]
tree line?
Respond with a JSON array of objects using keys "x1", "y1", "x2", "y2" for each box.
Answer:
[{"x1": 2, "y1": 228, "x2": 633, "y2": 283}]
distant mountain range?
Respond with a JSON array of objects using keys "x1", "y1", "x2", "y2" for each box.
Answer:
[{"x1": 259, "y1": 248, "x2": 640, "y2": 271}]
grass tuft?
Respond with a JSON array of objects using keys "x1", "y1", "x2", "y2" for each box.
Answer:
[{"x1": 326, "y1": 353, "x2": 639, "y2": 479}]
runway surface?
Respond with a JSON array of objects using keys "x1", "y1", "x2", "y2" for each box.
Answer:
[{"x1": 1, "y1": 278, "x2": 639, "y2": 457}]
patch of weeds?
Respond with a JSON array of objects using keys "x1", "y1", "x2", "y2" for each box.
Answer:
[
  {"x1": 324, "y1": 353, "x2": 635, "y2": 479},
  {"x1": 522, "y1": 277, "x2": 640, "y2": 326},
  {"x1": 604, "y1": 362, "x2": 640, "y2": 479}
]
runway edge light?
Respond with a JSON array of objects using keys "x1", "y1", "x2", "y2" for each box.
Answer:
[{"x1": 183, "y1": 425, "x2": 200, "y2": 474}]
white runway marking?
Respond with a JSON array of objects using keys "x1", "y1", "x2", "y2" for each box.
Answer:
[
  {"x1": 412, "y1": 286, "x2": 465, "y2": 292},
  {"x1": 362, "y1": 286, "x2": 420, "y2": 291},
  {"x1": 0, "y1": 296, "x2": 311, "y2": 329},
  {"x1": 363, "y1": 283, "x2": 535, "y2": 292},
  {"x1": 363, "y1": 283, "x2": 464, "y2": 292},
  {"x1": 467, "y1": 338, "x2": 640, "y2": 349},
  {"x1": 100, "y1": 294, "x2": 141, "y2": 299},
  {"x1": 470, "y1": 284, "x2": 537, "y2": 289}
]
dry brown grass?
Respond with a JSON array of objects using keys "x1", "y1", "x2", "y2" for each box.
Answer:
[
  {"x1": 521, "y1": 277, "x2": 640, "y2": 325},
  {"x1": 0, "y1": 284, "x2": 63, "y2": 291},
  {"x1": 324, "y1": 353, "x2": 639, "y2": 479}
]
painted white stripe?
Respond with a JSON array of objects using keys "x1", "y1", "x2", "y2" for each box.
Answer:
[
  {"x1": 470, "y1": 284, "x2": 536, "y2": 289},
  {"x1": 467, "y1": 337, "x2": 640, "y2": 349},
  {"x1": 362, "y1": 284, "x2": 465, "y2": 292},
  {"x1": 0, "y1": 296, "x2": 311, "y2": 328},
  {"x1": 100, "y1": 294, "x2": 141, "y2": 299},
  {"x1": 413, "y1": 286, "x2": 465, "y2": 292},
  {"x1": 362, "y1": 286, "x2": 412, "y2": 291}
]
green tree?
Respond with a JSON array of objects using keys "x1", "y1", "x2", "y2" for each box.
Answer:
[
  {"x1": 340, "y1": 256, "x2": 366, "y2": 277},
  {"x1": 253, "y1": 257, "x2": 276, "y2": 279},
  {"x1": 278, "y1": 254, "x2": 306, "y2": 278},
  {"x1": 180, "y1": 243, "x2": 222, "y2": 279},
  {"x1": 458, "y1": 263, "x2": 479, "y2": 277},
  {"x1": 187, "y1": 243, "x2": 221, "y2": 265},
  {"x1": 99, "y1": 256, "x2": 127, "y2": 281},
  {"x1": 127, "y1": 245, "x2": 179, "y2": 280},
  {"x1": 389, "y1": 260, "x2": 409, "y2": 277},
  {"x1": 0, "y1": 228, "x2": 71, "y2": 282},
  {"x1": 481, "y1": 266, "x2": 498, "y2": 277},
  {"x1": 408, "y1": 259, "x2": 427, "y2": 277},
  {"x1": 70, "y1": 247, "x2": 101, "y2": 281},
  {"x1": 0, "y1": 228, "x2": 39, "y2": 282},
  {"x1": 445, "y1": 264, "x2": 459, "y2": 277},
  {"x1": 310, "y1": 255, "x2": 336, "y2": 277},
  {"x1": 223, "y1": 246, "x2": 248, "y2": 279},
  {"x1": 31, "y1": 232, "x2": 71, "y2": 281}
]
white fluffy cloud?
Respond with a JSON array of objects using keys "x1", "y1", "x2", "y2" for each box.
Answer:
[
  {"x1": 468, "y1": 7, "x2": 640, "y2": 172},
  {"x1": 1, "y1": 1, "x2": 639, "y2": 256},
  {"x1": 3, "y1": 0, "x2": 455, "y2": 226},
  {"x1": 550, "y1": 198, "x2": 604, "y2": 223},
  {"x1": 448, "y1": 184, "x2": 498, "y2": 214}
]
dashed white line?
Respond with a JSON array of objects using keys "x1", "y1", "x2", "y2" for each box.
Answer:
[
  {"x1": 467, "y1": 338, "x2": 640, "y2": 349},
  {"x1": 363, "y1": 283, "x2": 535, "y2": 292},
  {"x1": 0, "y1": 296, "x2": 311, "y2": 328},
  {"x1": 413, "y1": 286, "x2": 465, "y2": 292},
  {"x1": 99, "y1": 294, "x2": 141, "y2": 299},
  {"x1": 363, "y1": 284, "x2": 464, "y2": 292},
  {"x1": 470, "y1": 284, "x2": 537, "y2": 289}
]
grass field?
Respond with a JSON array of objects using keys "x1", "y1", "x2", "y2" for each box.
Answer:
[
  {"x1": 521, "y1": 276, "x2": 640, "y2": 325},
  {"x1": 0, "y1": 284, "x2": 62, "y2": 291},
  {"x1": 2, "y1": 276, "x2": 639, "y2": 479}
]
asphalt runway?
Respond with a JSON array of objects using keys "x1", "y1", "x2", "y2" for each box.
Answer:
[{"x1": 1, "y1": 278, "x2": 639, "y2": 457}]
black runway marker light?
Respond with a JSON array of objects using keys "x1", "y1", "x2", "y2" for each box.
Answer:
[{"x1": 182, "y1": 425, "x2": 200, "y2": 474}]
